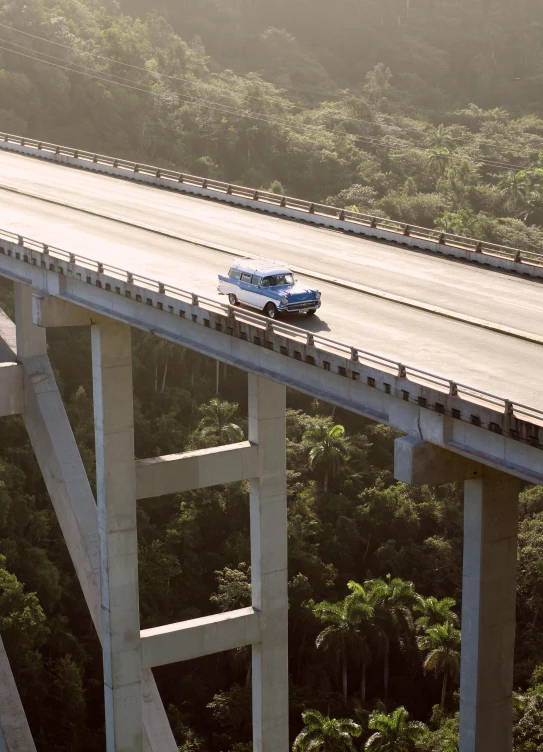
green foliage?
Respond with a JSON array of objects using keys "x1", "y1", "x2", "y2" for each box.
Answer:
[
  {"x1": 314, "y1": 594, "x2": 372, "y2": 699},
  {"x1": 4, "y1": 0, "x2": 543, "y2": 250},
  {"x1": 303, "y1": 419, "x2": 352, "y2": 493},
  {"x1": 365, "y1": 706, "x2": 427, "y2": 751},
  {"x1": 293, "y1": 709, "x2": 362, "y2": 752},
  {"x1": 210, "y1": 564, "x2": 251, "y2": 613},
  {"x1": 191, "y1": 398, "x2": 244, "y2": 448},
  {"x1": 418, "y1": 623, "x2": 461, "y2": 711},
  {"x1": 3, "y1": 1, "x2": 543, "y2": 748}
]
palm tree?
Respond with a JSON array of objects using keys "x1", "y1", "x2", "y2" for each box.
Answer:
[
  {"x1": 365, "y1": 706, "x2": 427, "y2": 751},
  {"x1": 498, "y1": 169, "x2": 532, "y2": 218},
  {"x1": 429, "y1": 124, "x2": 454, "y2": 151},
  {"x1": 147, "y1": 336, "x2": 185, "y2": 392},
  {"x1": 293, "y1": 709, "x2": 362, "y2": 752},
  {"x1": 417, "y1": 621, "x2": 461, "y2": 711},
  {"x1": 197, "y1": 398, "x2": 244, "y2": 445},
  {"x1": 415, "y1": 596, "x2": 458, "y2": 633},
  {"x1": 303, "y1": 418, "x2": 351, "y2": 493},
  {"x1": 499, "y1": 169, "x2": 530, "y2": 204},
  {"x1": 427, "y1": 148, "x2": 451, "y2": 177},
  {"x1": 346, "y1": 581, "x2": 382, "y2": 703},
  {"x1": 314, "y1": 595, "x2": 370, "y2": 700},
  {"x1": 366, "y1": 576, "x2": 422, "y2": 700}
]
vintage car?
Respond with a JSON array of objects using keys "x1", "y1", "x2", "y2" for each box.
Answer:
[{"x1": 217, "y1": 259, "x2": 322, "y2": 319}]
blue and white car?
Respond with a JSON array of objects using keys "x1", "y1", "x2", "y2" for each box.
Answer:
[{"x1": 218, "y1": 260, "x2": 322, "y2": 319}]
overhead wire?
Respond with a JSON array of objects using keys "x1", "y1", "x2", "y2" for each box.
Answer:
[
  {"x1": 3, "y1": 22, "x2": 540, "y2": 156},
  {"x1": 2, "y1": 19, "x2": 531, "y2": 153},
  {"x1": 0, "y1": 20, "x2": 462, "y2": 117},
  {"x1": 0, "y1": 33, "x2": 537, "y2": 173}
]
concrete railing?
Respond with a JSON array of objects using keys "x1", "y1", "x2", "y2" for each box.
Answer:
[
  {"x1": 2, "y1": 131, "x2": 543, "y2": 278},
  {"x1": 2, "y1": 226, "x2": 542, "y2": 449}
]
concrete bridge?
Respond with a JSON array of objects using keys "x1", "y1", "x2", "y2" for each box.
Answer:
[{"x1": 0, "y1": 134, "x2": 541, "y2": 752}]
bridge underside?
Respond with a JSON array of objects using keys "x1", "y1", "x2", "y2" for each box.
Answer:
[{"x1": 0, "y1": 279, "x2": 536, "y2": 750}]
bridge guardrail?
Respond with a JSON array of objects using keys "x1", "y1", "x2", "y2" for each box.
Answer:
[
  {"x1": 2, "y1": 132, "x2": 543, "y2": 270},
  {"x1": 3, "y1": 226, "x2": 542, "y2": 431}
]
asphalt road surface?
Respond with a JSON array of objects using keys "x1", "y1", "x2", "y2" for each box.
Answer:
[{"x1": 0, "y1": 149, "x2": 542, "y2": 410}]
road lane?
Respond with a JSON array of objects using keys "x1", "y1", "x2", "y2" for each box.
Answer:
[
  {"x1": 1, "y1": 149, "x2": 543, "y2": 336},
  {"x1": 1, "y1": 189, "x2": 542, "y2": 411}
]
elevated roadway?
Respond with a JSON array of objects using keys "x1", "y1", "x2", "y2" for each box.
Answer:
[
  {"x1": 0, "y1": 149, "x2": 542, "y2": 411},
  {"x1": 0, "y1": 145, "x2": 541, "y2": 752}
]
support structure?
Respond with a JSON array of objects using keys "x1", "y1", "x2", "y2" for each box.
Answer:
[
  {"x1": 249, "y1": 375, "x2": 289, "y2": 751},
  {"x1": 0, "y1": 291, "x2": 290, "y2": 751},
  {"x1": 7, "y1": 286, "x2": 177, "y2": 751},
  {"x1": 2, "y1": 280, "x2": 527, "y2": 751},
  {"x1": 0, "y1": 636, "x2": 36, "y2": 752},
  {"x1": 139, "y1": 375, "x2": 290, "y2": 752},
  {"x1": 92, "y1": 321, "x2": 143, "y2": 751},
  {"x1": 395, "y1": 436, "x2": 519, "y2": 752}
]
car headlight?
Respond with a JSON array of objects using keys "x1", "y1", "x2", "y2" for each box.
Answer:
[
  {"x1": 281, "y1": 297, "x2": 289, "y2": 306},
  {"x1": 316, "y1": 291, "x2": 321, "y2": 300}
]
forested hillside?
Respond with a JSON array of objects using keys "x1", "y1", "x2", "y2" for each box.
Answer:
[
  {"x1": 1, "y1": 1, "x2": 543, "y2": 750},
  {"x1": 3, "y1": 0, "x2": 543, "y2": 249}
]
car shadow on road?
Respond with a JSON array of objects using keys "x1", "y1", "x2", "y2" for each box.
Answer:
[{"x1": 283, "y1": 314, "x2": 332, "y2": 334}]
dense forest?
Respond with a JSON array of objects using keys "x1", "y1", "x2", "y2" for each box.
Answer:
[{"x1": 1, "y1": 0, "x2": 543, "y2": 750}]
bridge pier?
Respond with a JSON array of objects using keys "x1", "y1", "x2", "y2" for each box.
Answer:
[
  {"x1": 91, "y1": 321, "x2": 143, "y2": 751},
  {"x1": 395, "y1": 437, "x2": 518, "y2": 752},
  {"x1": 22, "y1": 293, "x2": 291, "y2": 750},
  {"x1": 248, "y1": 375, "x2": 289, "y2": 751}
]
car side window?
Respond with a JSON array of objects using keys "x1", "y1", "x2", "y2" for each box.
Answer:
[
  {"x1": 251, "y1": 275, "x2": 261, "y2": 286},
  {"x1": 261, "y1": 277, "x2": 271, "y2": 288},
  {"x1": 229, "y1": 268, "x2": 241, "y2": 279},
  {"x1": 240, "y1": 273, "x2": 252, "y2": 283}
]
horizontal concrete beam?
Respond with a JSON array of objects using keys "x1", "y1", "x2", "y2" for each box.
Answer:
[
  {"x1": 0, "y1": 362, "x2": 23, "y2": 416},
  {"x1": 141, "y1": 607, "x2": 261, "y2": 668},
  {"x1": 32, "y1": 293, "x2": 106, "y2": 327},
  {"x1": 395, "y1": 436, "x2": 483, "y2": 485},
  {"x1": 136, "y1": 442, "x2": 258, "y2": 499}
]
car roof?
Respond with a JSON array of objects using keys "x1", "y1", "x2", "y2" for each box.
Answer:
[{"x1": 231, "y1": 258, "x2": 292, "y2": 276}]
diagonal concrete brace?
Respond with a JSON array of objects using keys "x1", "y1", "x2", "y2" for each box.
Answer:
[
  {"x1": 8, "y1": 287, "x2": 177, "y2": 751},
  {"x1": 0, "y1": 635, "x2": 37, "y2": 752},
  {"x1": 0, "y1": 310, "x2": 37, "y2": 751}
]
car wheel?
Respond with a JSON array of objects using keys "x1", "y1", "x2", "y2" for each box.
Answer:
[
  {"x1": 228, "y1": 294, "x2": 239, "y2": 306},
  {"x1": 306, "y1": 309, "x2": 317, "y2": 316},
  {"x1": 264, "y1": 303, "x2": 278, "y2": 319}
]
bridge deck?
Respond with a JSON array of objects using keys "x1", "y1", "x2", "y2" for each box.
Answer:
[{"x1": 0, "y1": 149, "x2": 542, "y2": 412}]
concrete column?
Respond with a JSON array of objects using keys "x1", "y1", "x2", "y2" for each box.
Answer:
[
  {"x1": 394, "y1": 437, "x2": 519, "y2": 752},
  {"x1": 248, "y1": 375, "x2": 289, "y2": 752},
  {"x1": 460, "y1": 471, "x2": 519, "y2": 752},
  {"x1": 91, "y1": 321, "x2": 143, "y2": 752},
  {"x1": 14, "y1": 285, "x2": 46, "y2": 358}
]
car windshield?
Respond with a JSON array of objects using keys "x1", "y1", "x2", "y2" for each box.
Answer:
[{"x1": 261, "y1": 273, "x2": 294, "y2": 287}]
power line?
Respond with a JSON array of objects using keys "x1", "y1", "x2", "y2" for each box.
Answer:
[
  {"x1": 0, "y1": 38, "x2": 534, "y2": 174},
  {"x1": 0, "y1": 20, "x2": 461, "y2": 118},
  {"x1": 0, "y1": 42, "x2": 377, "y2": 146},
  {"x1": 2, "y1": 21, "x2": 540, "y2": 167},
  {"x1": 2, "y1": 18, "x2": 535, "y2": 149}
]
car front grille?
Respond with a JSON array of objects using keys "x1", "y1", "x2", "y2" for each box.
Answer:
[{"x1": 286, "y1": 300, "x2": 317, "y2": 310}]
